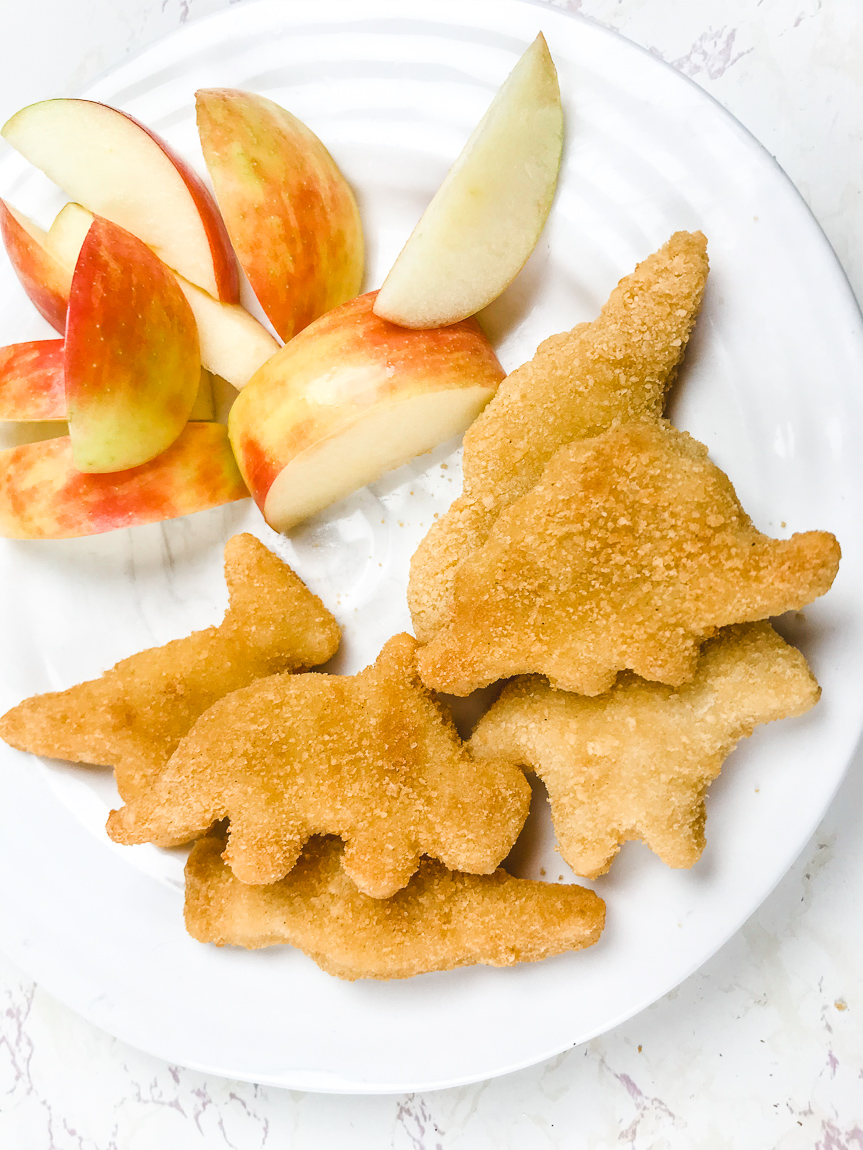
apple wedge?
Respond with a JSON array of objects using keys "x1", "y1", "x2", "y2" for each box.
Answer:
[
  {"x1": 29, "y1": 201, "x2": 277, "y2": 389},
  {"x1": 2, "y1": 98, "x2": 239, "y2": 302},
  {"x1": 0, "y1": 340, "x2": 65, "y2": 420},
  {"x1": 0, "y1": 338, "x2": 213, "y2": 422},
  {"x1": 65, "y1": 217, "x2": 200, "y2": 473},
  {"x1": 229, "y1": 291, "x2": 504, "y2": 532},
  {"x1": 0, "y1": 424, "x2": 248, "y2": 540},
  {"x1": 374, "y1": 34, "x2": 563, "y2": 329},
  {"x1": 0, "y1": 200, "x2": 70, "y2": 332},
  {"x1": 196, "y1": 88, "x2": 364, "y2": 341}
]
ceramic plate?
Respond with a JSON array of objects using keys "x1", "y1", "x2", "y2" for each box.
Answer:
[{"x1": 0, "y1": 0, "x2": 860, "y2": 1093}]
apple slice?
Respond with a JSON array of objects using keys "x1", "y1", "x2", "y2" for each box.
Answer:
[
  {"x1": 196, "y1": 88, "x2": 364, "y2": 341},
  {"x1": 0, "y1": 340, "x2": 65, "y2": 419},
  {"x1": 0, "y1": 424, "x2": 248, "y2": 540},
  {"x1": 48, "y1": 202, "x2": 278, "y2": 389},
  {"x1": 0, "y1": 200, "x2": 70, "y2": 332},
  {"x1": 229, "y1": 291, "x2": 504, "y2": 532},
  {"x1": 65, "y1": 217, "x2": 200, "y2": 473},
  {"x1": 2, "y1": 98, "x2": 239, "y2": 302},
  {"x1": 374, "y1": 34, "x2": 563, "y2": 329},
  {"x1": 0, "y1": 338, "x2": 213, "y2": 424}
]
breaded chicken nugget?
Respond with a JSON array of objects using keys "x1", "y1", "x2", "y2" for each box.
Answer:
[
  {"x1": 108, "y1": 634, "x2": 530, "y2": 898},
  {"x1": 418, "y1": 422, "x2": 840, "y2": 697},
  {"x1": 408, "y1": 231, "x2": 709, "y2": 642},
  {"x1": 469, "y1": 623, "x2": 820, "y2": 878},
  {"x1": 185, "y1": 834, "x2": 605, "y2": 980},
  {"x1": 0, "y1": 534, "x2": 339, "y2": 800}
]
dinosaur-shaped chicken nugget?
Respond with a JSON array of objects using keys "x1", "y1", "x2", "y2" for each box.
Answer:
[
  {"x1": 409, "y1": 231, "x2": 709, "y2": 641},
  {"x1": 469, "y1": 623, "x2": 821, "y2": 877},
  {"x1": 185, "y1": 834, "x2": 605, "y2": 980},
  {"x1": 108, "y1": 633, "x2": 531, "y2": 897},
  {"x1": 0, "y1": 534, "x2": 340, "y2": 801},
  {"x1": 418, "y1": 421, "x2": 840, "y2": 696}
]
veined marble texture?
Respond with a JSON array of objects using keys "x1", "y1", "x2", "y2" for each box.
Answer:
[{"x1": 0, "y1": 0, "x2": 860, "y2": 1147}]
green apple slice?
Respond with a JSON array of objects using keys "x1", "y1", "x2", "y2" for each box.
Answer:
[{"x1": 374, "y1": 34, "x2": 563, "y2": 329}]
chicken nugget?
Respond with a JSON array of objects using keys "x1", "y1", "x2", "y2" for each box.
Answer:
[
  {"x1": 408, "y1": 231, "x2": 709, "y2": 642},
  {"x1": 470, "y1": 623, "x2": 820, "y2": 877},
  {"x1": 0, "y1": 534, "x2": 340, "y2": 800},
  {"x1": 108, "y1": 633, "x2": 530, "y2": 898},
  {"x1": 185, "y1": 834, "x2": 605, "y2": 980},
  {"x1": 418, "y1": 421, "x2": 840, "y2": 697}
]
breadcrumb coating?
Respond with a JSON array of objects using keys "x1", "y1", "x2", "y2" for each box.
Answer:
[
  {"x1": 185, "y1": 834, "x2": 605, "y2": 980},
  {"x1": 469, "y1": 623, "x2": 820, "y2": 877},
  {"x1": 108, "y1": 633, "x2": 530, "y2": 898},
  {"x1": 418, "y1": 421, "x2": 840, "y2": 697},
  {"x1": 0, "y1": 534, "x2": 340, "y2": 801},
  {"x1": 408, "y1": 231, "x2": 709, "y2": 642}
]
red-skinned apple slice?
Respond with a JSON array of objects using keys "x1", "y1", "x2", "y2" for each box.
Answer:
[
  {"x1": 47, "y1": 202, "x2": 278, "y2": 389},
  {"x1": 0, "y1": 424, "x2": 248, "y2": 540},
  {"x1": 0, "y1": 340, "x2": 65, "y2": 419},
  {"x1": 65, "y1": 217, "x2": 200, "y2": 473},
  {"x1": 196, "y1": 88, "x2": 364, "y2": 341},
  {"x1": 0, "y1": 200, "x2": 70, "y2": 332},
  {"x1": 229, "y1": 291, "x2": 504, "y2": 532},
  {"x1": 374, "y1": 34, "x2": 563, "y2": 328},
  {"x1": 0, "y1": 336, "x2": 213, "y2": 423},
  {"x1": 1, "y1": 98, "x2": 239, "y2": 302}
]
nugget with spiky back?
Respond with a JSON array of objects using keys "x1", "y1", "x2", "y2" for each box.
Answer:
[
  {"x1": 469, "y1": 623, "x2": 820, "y2": 878},
  {"x1": 0, "y1": 534, "x2": 340, "y2": 801},
  {"x1": 418, "y1": 421, "x2": 840, "y2": 697},
  {"x1": 108, "y1": 633, "x2": 531, "y2": 897},
  {"x1": 408, "y1": 231, "x2": 709, "y2": 642},
  {"x1": 185, "y1": 834, "x2": 605, "y2": 980}
]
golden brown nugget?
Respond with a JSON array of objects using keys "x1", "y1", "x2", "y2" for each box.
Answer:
[
  {"x1": 418, "y1": 421, "x2": 840, "y2": 697},
  {"x1": 408, "y1": 231, "x2": 709, "y2": 642},
  {"x1": 469, "y1": 623, "x2": 820, "y2": 878},
  {"x1": 185, "y1": 834, "x2": 605, "y2": 980},
  {"x1": 0, "y1": 534, "x2": 340, "y2": 801},
  {"x1": 109, "y1": 634, "x2": 530, "y2": 898}
]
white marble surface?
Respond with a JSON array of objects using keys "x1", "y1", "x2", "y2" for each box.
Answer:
[{"x1": 0, "y1": 0, "x2": 860, "y2": 1145}]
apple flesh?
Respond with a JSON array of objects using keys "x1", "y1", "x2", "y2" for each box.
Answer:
[
  {"x1": 4, "y1": 201, "x2": 278, "y2": 389},
  {"x1": 196, "y1": 88, "x2": 364, "y2": 341},
  {"x1": 0, "y1": 340, "x2": 65, "y2": 420},
  {"x1": 65, "y1": 217, "x2": 200, "y2": 473},
  {"x1": 0, "y1": 200, "x2": 70, "y2": 332},
  {"x1": 229, "y1": 291, "x2": 504, "y2": 531},
  {"x1": 374, "y1": 34, "x2": 563, "y2": 329},
  {"x1": 2, "y1": 98, "x2": 239, "y2": 302},
  {"x1": 0, "y1": 424, "x2": 248, "y2": 540}
]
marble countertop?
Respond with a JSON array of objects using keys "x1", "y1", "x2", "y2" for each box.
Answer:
[{"x1": 0, "y1": 0, "x2": 860, "y2": 1146}]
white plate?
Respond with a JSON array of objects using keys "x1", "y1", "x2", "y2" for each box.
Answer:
[{"x1": 0, "y1": 0, "x2": 860, "y2": 1094}]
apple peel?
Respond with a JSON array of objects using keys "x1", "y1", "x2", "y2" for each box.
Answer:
[
  {"x1": 0, "y1": 423, "x2": 248, "y2": 540},
  {"x1": 0, "y1": 340, "x2": 65, "y2": 420},
  {"x1": 0, "y1": 199, "x2": 70, "y2": 332},
  {"x1": 64, "y1": 217, "x2": 201, "y2": 473},
  {"x1": 196, "y1": 88, "x2": 364, "y2": 342}
]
